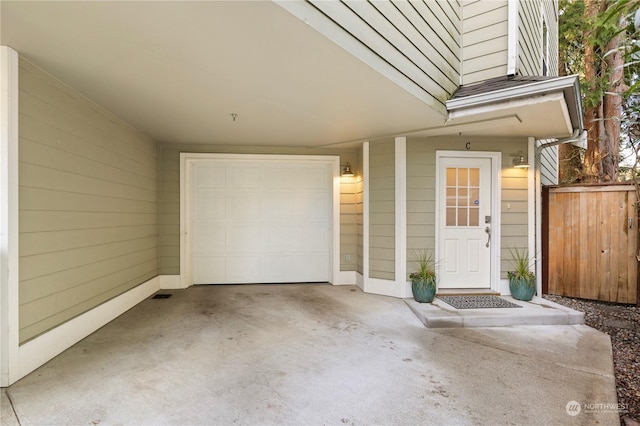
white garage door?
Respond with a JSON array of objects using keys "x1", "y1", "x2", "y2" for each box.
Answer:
[{"x1": 189, "y1": 156, "x2": 334, "y2": 284}]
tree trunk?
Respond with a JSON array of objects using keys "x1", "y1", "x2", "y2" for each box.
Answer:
[
  {"x1": 601, "y1": 12, "x2": 627, "y2": 181},
  {"x1": 557, "y1": 32, "x2": 583, "y2": 184},
  {"x1": 583, "y1": 0, "x2": 606, "y2": 183},
  {"x1": 583, "y1": 0, "x2": 626, "y2": 183}
]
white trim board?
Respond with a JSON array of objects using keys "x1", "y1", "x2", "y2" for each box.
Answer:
[
  {"x1": 180, "y1": 153, "x2": 341, "y2": 287},
  {"x1": 0, "y1": 46, "x2": 19, "y2": 388},
  {"x1": 12, "y1": 276, "x2": 160, "y2": 386}
]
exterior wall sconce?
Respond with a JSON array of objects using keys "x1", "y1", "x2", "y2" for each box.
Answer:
[
  {"x1": 341, "y1": 162, "x2": 355, "y2": 177},
  {"x1": 511, "y1": 151, "x2": 529, "y2": 168}
]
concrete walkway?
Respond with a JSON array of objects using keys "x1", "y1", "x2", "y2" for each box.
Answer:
[
  {"x1": 2, "y1": 284, "x2": 619, "y2": 425},
  {"x1": 407, "y1": 295, "x2": 585, "y2": 328}
]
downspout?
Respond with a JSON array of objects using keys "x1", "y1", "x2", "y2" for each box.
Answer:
[{"x1": 533, "y1": 128, "x2": 585, "y2": 297}]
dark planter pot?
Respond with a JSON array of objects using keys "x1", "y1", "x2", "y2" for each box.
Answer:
[
  {"x1": 411, "y1": 277, "x2": 436, "y2": 303},
  {"x1": 509, "y1": 276, "x2": 536, "y2": 301}
]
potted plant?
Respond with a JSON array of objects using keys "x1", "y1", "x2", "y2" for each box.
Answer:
[
  {"x1": 506, "y1": 247, "x2": 536, "y2": 301},
  {"x1": 409, "y1": 250, "x2": 437, "y2": 303}
]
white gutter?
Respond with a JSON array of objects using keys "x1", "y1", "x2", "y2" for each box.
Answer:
[{"x1": 447, "y1": 75, "x2": 581, "y2": 112}]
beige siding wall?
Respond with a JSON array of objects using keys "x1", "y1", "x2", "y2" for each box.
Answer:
[
  {"x1": 18, "y1": 58, "x2": 158, "y2": 343},
  {"x1": 406, "y1": 137, "x2": 529, "y2": 278},
  {"x1": 539, "y1": 143, "x2": 559, "y2": 185},
  {"x1": 307, "y1": 0, "x2": 461, "y2": 106},
  {"x1": 461, "y1": 0, "x2": 509, "y2": 84},
  {"x1": 517, "y1": 0, "x2": 543, "y2": 76},
  {"x1": 543, "y1": 0, "x2": 559, "y2": 76},
  {"x1": 158, "y1": 144, "x2": 358, "y2": 275},
  {"x1": 368, "y1": 140, "x2": 395, "y2": 280}
]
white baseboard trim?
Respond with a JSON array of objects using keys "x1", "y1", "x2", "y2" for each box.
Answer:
[
  {"x1": 499, "y1": 278, "x2": 510, "y2": 296},
  {"x1": 336, "y1": 270, "x2": 356, "y2": 285},
  {"x1": 355, "y1": 272, "x2": 364, "y2": 291},
  {"x1": 13, "y1": 276, "x2": 160, "y2": 385},
  {"x1": 159, "y1": 275, "x2": 183, "y2": 289},
  {"x1": 364, "y1": 277, "x2": 405, "y2": 298}
]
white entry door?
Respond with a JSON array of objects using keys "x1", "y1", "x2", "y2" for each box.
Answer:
[
  {"x1": 188, "y1": 157, "x2": 334, "y2": 284},
  {"x1": 437, "y1": 156, "x2": 493, "y2": 289}
]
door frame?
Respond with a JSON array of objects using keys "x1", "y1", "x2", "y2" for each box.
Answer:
[
  {"x1": 435, "y1": 151, "x2": 502, "y2": 292},
  {"x1": 179, "y1": 153, "x2": 341, "y2": 288}
]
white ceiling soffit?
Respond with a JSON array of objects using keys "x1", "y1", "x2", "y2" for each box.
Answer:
[
  {"x1": 0, "y1": 1, "x2": 444, "y2": 148},
  {"x1": 442, "y1": 75, "x2": 584, "y2": 139}
]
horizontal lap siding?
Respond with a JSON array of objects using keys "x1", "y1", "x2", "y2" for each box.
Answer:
[
  {"x1": 518, "y1": 0, "x2": 542, "y2": 76},
  {"x1": 157, "y1": 144, "x2": 359, "y2": 275},
  {"x1": 18, "y1": 58, "x2": 158, "y2": 343},
  {"x1": 539, "y1": 142, "x2": 558, "y2": 185},
  {"x1": 307, "y1": 0, "x2": 460, "y2": 107},
  {"x1": 369, "y1": 141, "x2": 395, "y2": 280},
  {"x1": 407, "y1": 137, "x2": 529, "y2": 278},
  {"x1": 543, "y1": 0, "x2": 559, "y2": 76},
  {"x1": 462, "y1": 0, "x2": 509, "y2": 84}
]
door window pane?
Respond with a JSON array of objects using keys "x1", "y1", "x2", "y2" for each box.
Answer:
[{"x1": 445, "y1": 167, "x2": 481, "y2": 228}]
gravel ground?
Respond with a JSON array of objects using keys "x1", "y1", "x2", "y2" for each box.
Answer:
[{"x1": 543, "y1": 295, "x2": 640, "y2": 424}]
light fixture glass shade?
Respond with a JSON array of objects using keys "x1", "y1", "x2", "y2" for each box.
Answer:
[
  {"x1": 512, "y1": 152, "x2": 529, "y2": 168},
  {"x1": 342, "y1": 162, "x2": 354, "y2": 176}
]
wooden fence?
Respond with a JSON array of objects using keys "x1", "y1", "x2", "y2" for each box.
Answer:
[{"x1": 542, "y1": 184, "x2": 639, "y2": 305}]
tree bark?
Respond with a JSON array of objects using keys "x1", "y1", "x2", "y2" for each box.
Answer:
[
  {"x1": 583, "y1": 0, "x2": 606, "y2": 183},
  {"x1": 601, "y1": 12, "x2": 627, "y2": 181},
  {"x1": 557, "y1": 28, "x2": 584, "y2": 184},
  {"x1": 582, "y1": 0, "x2": 626, "y2": 183}
]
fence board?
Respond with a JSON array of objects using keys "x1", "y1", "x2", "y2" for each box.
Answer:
[{"x1": 544, "y1": 184, "x2": 638, "y2": 305}]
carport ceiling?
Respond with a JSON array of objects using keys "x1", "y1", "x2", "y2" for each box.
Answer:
[{"x1": 0, "y1": 1, "x2": 444, "y2": 147}]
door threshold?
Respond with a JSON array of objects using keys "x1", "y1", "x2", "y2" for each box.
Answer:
[{"x1": 436, "y1": 288, "x2": 500, "y2": 296}]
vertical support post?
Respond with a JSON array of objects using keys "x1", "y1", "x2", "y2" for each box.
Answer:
[
  {"x1": 395, "y1": 137, "x2": 408, "y2": 297},
  {"x1": 0, "y1": 46, "x2": 20, "y2": 386},
  {"x1": 362, "y1": 142, "x2": 370, "y2": 291}
]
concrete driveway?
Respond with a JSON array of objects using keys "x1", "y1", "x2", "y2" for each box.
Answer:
[{"x1": 1, "y1": 284, "x2": 618, "y2": 425}]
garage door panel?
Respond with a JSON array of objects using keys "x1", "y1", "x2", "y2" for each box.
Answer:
[
  {"x1": 193, "y1": 256, "x2": 226, "y2": 284},
  {"x1": 194, "y1": 190, "x2": 226, "y2": 220},
  {"x1": 298, "y1": 193, "x2": 330, "y2": 219},
  {"x1": 298, "y1": 254, "x2": 330, "y2": 281},
  {"x1": 190, "y1": 157, "x2": 333, "y2": 284},
  {"x1": 193, "y1": 223, "x2": 226, "y2": 253},
  {"x1": 227, "y1": 255, "x2": 263, "y2": 282},
  {"x1": 300, "y1": 224, "x2": 330, "y2": 251},
  {"x1": 265, "y1": 224, "x2": 300, "y2": 251},
  {"x1": 262, "y1": 193, "x2": 298, "y2": 220},
  {"x1": 195, "y1": 164, "x2": 226, "y2": 188},
  {"x1": 228, "y1": 165, "x2": 261, "y2": 189},
  {"x1": 227, "y1": 224, "x2": 264, "y2": 251},
  {"x1": 227, "y1": 193, "x2": 261, "y2": 220}
]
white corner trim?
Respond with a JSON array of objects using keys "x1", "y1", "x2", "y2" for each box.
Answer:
[
  {"x1": 13, "y1": 276, "x2": 160, "y2": 385},
  {"x1": 159, "y1": 275, "x2": 183, "y2": 289},
  {"x1": 363, "y1": 277, "x2": 410, "y2": 298},
  {"x1": 0, "y1": 46, "x2": 19, "y2": 388},
  {"x1": 395, "y1": 137, "x2": 408, "y2": 297},
  {"x1": 355, "y1": 271, "x2": 364, "y2": 291},
  {"x1": 507, "y1": 0, "x2": 519, "y2": 75},
  {"x1": 332, "y1": 157, "x2": 341, "y2": 285},
  {"x1": 529, "y1": 137, "x2": 542, "y2": 297},
  {"x1": 362, "y1": 142, "x2": 370, "y2": 290}
]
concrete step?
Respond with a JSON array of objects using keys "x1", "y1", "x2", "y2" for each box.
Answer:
[{"x1": 405, "y1": 296, "x2": 585, "y2": 328}]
